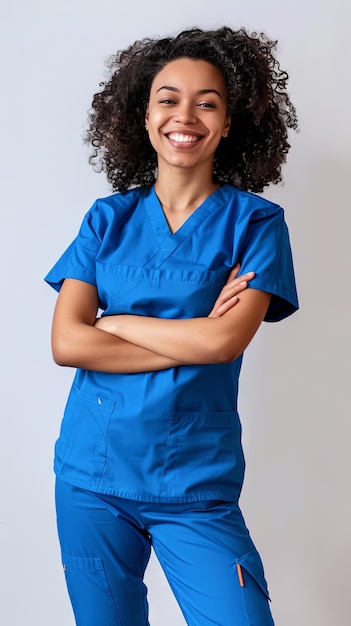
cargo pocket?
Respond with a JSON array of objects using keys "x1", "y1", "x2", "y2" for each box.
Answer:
[
  {"x1": 62, "y1": 553, "x2": 121, "y2": 625},
  {"x1": 235, "y1": 550, "x2": 274, "y2": 625},
  {"x1": 54, "y1": 385, "x2": 115, "y2": 490}
]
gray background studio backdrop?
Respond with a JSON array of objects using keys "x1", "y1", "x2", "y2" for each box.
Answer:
[{"x1": 1, "y1": 1, "x2": 350, "y2": 625}]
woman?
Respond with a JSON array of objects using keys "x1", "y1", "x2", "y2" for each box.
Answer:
[{"x1": 45, "y1": 27, "x2": 298, "y2": 626}]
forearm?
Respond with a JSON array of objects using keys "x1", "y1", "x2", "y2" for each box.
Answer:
[
  {"x1": 96, "y1": 289, "x2": 271, "y2": 364},
  {"x1": 52, "y1": 323, "x2": 183, "y2": 373},
  {"x1": 103, "y1": 315, "x2": 232, "y2": 363},
  {"x1": 51, "y1": 279, "x2": 183, "y2": 373}
]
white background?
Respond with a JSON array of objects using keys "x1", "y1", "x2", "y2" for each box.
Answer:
[{"x1": 1, "y1": 1, "x2": 350, "y2": 624}]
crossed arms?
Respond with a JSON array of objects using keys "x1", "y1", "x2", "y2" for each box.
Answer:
[{"x1": 51, "y1": 265, "x2": 271, "y2": 373}]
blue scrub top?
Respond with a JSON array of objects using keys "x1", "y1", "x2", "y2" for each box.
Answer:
[{"x1": 45, "y1": 184, "x2": 298, "y2": 502}]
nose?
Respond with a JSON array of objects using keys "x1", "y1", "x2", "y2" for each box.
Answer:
[{"x1": 173, "y1": 102, "x2": 197, "y2": 124}]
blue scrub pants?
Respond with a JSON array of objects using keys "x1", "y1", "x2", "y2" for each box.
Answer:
[{"x1": 55, "y1": 479, "x2": 274, "y2": 626}]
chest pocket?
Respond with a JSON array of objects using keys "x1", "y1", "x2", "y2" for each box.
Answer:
[
  {"x1": 96, "y1": 264, "x2": 230, "y2": 318},
  {"x1": 163, "y1": 410, "x2": 245, "y2": 498},
  {"x1": 54, "y1": 385, "x2": 115, "y2": 491}
]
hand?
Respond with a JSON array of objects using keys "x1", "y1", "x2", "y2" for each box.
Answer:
[{"x1": 208, "y1": 264, "x2": 255, "y2": 318}]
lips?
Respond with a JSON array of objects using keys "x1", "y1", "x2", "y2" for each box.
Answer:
[{"x1": 167, "y1": 132, "x2": 201, "y2": 143}]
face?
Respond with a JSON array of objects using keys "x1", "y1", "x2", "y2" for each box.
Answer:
[{"x1": 145, "y1": 58, "x2": 230, "y2": 174}]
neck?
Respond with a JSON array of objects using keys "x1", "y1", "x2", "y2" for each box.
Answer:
[
  {"x1": 154, "y1": 161, "x2": 218, "y2": 212},
  {"x1": 153, "y1": 162, "x2": 220, "y2": 234}
]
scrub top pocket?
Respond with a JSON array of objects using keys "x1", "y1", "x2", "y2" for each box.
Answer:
[
  {"x1": 54, "y1": 385, "x2": 115, "y2": 491},
  {"x1": 164, "y1": 410, "x2": 245, "y2": 498},
  {"x1": 96, "y1": 263, "x2": 230, "y2": 318}
]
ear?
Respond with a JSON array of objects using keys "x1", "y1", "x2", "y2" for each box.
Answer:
[
  {"x1": 222, "y1": 115, "x2": 231, "y2": 138},
  {"x1": 144, "y1": 107, "x2": 149, "y2": 131}
]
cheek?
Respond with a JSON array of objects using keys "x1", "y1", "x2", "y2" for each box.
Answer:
[
  {"x1": 147, "y1": 115, "x2": 169, "y2": 153},
  {"x1": 146, "y1": 117, "x2": 163, "y2": 153},
  {"x1": 148, "y1": 110, "x2": 166, "y2": 130}
]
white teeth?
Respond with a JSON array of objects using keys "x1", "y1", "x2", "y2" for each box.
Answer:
[{"x1": 168, "y1": 133, "x2": 199, "y2": 143}]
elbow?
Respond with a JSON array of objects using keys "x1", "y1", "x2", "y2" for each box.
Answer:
[
  {"x1": 209, "y1": 349, "x2": 241, "y2": 364},
  {"x1": 51, "y1": 320, "x2": 96, "y2": 367},
  {"x1": 51, "y1": 336, "x2": 74, "y2": 367},
  {"x1": 52, "y1": 346, "x2": 69, "y2": 367},
  {"x1": 204, "y1": 336, "x2": 241, "y2": 364},
  {"x1": 52, "y1": 353, "x2": 69, "y2": 367}
]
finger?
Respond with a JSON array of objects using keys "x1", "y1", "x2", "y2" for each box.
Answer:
[
  {"x1": 229, "y1": 270, "x2": 255, "y2": 284},
  {"x1": 227, "y1": 263, "x2": 241, "y2": 281},
  {"x1": 216, "y1": 277, "x2": 251, "y2": 304},
  {"x1": 209, "y1": 271, "x2": 255, "y2": 317},
  {"x1": 213, "y1": 285, "x2": 244, "y2": 309},
  {"x1": 224, "y1": 269, "x2": 255, "y2": 288},
  {"x1": 209, "y1": 295, "x2": 239, "y2": 318}
]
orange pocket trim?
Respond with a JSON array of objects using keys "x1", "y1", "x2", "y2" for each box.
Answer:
[{"x1": 236, "y1": 563, "x2": 245, "y2": 587}]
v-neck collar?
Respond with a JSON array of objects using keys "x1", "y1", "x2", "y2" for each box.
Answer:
[
  {"x1": 147, "y1": 184, "x2": 224, "y2": 236},
  {"x1": 142, "y1": 185, "x2": 227, "y2": 268}
]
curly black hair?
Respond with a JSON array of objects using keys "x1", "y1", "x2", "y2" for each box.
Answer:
[{"x1": 86, "y1": 26, "x2": 298, "y2": 193}]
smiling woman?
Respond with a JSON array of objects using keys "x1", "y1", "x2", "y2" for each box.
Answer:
[
  {"x1": 45, "y1": 26, "x2": 298, "y2": 626},
  {"x1": 145, "y1": 58, "x2": 231, "y2": 229},
  {"x1": 86, "y1": 27, "x2": 298, "y2": 193},
  {"x1": 146, "y1": 59, "x2": 230, "y2": 185}
]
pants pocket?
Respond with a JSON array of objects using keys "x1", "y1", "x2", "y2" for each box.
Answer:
[
  {"x1": 62, "y1": 553, "x2": 121, "y2": 626},
  {"x1": 236, "y1": 550, "x2": 275, "y2": 625}
]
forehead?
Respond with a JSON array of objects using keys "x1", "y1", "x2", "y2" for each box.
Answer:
[{"x1": 150, "y1": 57, "x2": 226, "y2": 93}]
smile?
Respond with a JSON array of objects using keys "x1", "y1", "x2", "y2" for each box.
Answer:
[{"x1": 167, "y1": 133, "x2": 200, "y2": 143}]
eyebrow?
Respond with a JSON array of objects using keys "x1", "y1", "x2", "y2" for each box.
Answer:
[{"x1": 155, "y1": 85, "x2": 223, "y2": 98}]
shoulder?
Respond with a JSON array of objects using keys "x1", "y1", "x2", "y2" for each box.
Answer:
[
  {"x1": 91, "y1": 186, "x2": 148, "y2": 217},
  {"x1": 82, "y1": 186, "x2": 149, "y2": 236},
  {"x1": 219, "y1": 184, "x2": 283, "y2": 220}
]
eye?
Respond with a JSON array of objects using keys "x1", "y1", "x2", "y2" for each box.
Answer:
[
  {"x1": 160, "y1": 98, "x2": 176, "y2": 105},
  {"x1": 198, "y1": 102, "x2": 216, "y2": 108}
]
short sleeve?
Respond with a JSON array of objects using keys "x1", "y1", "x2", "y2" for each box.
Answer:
[
  {"x1": 44, "y1": 201, "x2": 102, "y2": 292},
  {"x1": 238, "y1": 205, "x2": 299, "y2": 322}
]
